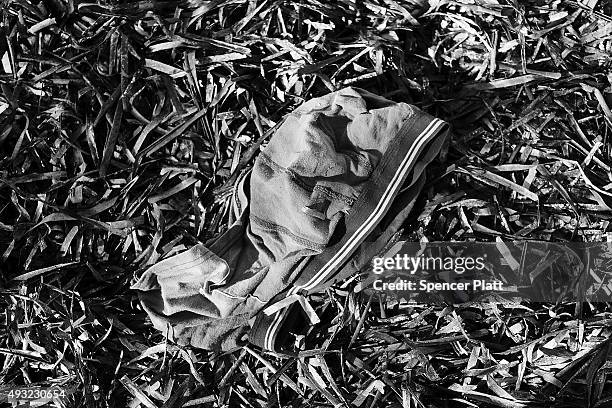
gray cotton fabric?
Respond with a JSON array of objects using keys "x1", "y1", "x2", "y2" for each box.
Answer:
[{"x1": 131, "y1": 87, "x2": 449, "y2": 351}]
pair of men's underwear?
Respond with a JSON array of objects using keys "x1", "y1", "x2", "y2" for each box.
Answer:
[{"x1": 132, "y1": 87, "x2": 449, "y2": 351}]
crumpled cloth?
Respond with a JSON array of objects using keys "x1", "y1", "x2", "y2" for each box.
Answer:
[{"x1": 131, "y1": 87, "x2": 449, "y2": 351}]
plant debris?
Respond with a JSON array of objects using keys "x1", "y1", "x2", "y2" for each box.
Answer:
[{"x1": 1, "y1": 0, "x2": 612, "y2": 407}]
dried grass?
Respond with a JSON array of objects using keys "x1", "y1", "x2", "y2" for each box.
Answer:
[{"x1": 1, "y1": 0, "x2": 612, "y2": 407}]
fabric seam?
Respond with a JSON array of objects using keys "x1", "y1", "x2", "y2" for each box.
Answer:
[{"x1": 250, "y1": 214, "x2": 327, "y2": 250}]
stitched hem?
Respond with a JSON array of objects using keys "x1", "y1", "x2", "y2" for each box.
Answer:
[
  {"x1": 312, "y1": 184, "x2": 356, "y2": 206},
  {"x1": 258, "y1": 152, "x2": 316, "y2": 193},
  {"x1": 341, "y1": 148, "x2": 374, "y2": 174},
  {"x1": 250, "y1": 214, "x2": 327, "y2": 251},
  {"x1": 258, "y1": 151, "x2": 366, "y2": 206},
  {"x1": 132, "y1": 244, "x2": 230, "y2": 292}
]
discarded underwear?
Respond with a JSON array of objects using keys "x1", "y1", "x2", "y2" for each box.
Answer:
[{"x1": 132, "y1": 87, "x2": 449, "y2": 351}]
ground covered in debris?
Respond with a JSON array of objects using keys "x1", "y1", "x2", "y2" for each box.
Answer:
[{"x1": 1, "y1": 0, "x2": 612, "y2": 407}]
